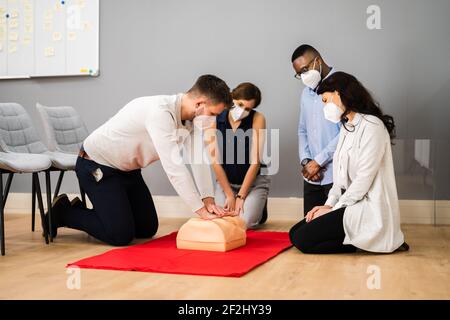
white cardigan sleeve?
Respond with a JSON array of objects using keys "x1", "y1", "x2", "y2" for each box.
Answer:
[
  {"x1": 145, "y1": 110, "x2": 205, "y2": 213},
  {"x1": 325, "y1": 182, "x2": 342, "y2": 208},
  {"x1": 325, "y1": 135, "x2": 343, "y2": 207},
  {"x1": 333, "y1": 122, "x2": 387, "y2": 210}
]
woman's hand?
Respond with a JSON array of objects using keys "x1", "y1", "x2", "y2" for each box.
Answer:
[
  {"x1": 234, "y1": 197, "x2": 245, "y2": 216},
  {"x1": 305, "y1": 205, "x2": 333, "y2": 223},
  {"x1": 224, "y1": 195, "x2": 236, "y2": 215}
]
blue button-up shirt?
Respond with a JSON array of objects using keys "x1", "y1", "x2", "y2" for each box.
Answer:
[{"x1": 298, "y1": 68, "x2": 340, "y2": 185}]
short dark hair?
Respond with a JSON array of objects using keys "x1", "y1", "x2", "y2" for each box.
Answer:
[
  {"x1": 291, "y1": 44, "x2": 319, "y2": 63},
  {"x1": 188, "y1": 75, "x2": 233, "y2": 108},
  {"x1": 231, "y1": 82, "x2": 262, "y2": 108}
]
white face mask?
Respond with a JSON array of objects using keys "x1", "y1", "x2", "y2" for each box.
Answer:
[
  {"x1": 323, "y1": 97, "x2": 344, "y2": 123},
  {"x1": 230, "y1": 105, "x2": 250, "y2": 122},
  {"x1": 193, "y1": 115, "x2": 216, "y2": 130},
  {"x1": 301, "y1": 59, "x2": 322, "y2": 89}
]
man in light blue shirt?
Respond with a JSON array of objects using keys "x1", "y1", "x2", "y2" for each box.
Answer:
[{"x1": 291, "y1": 44, "x2": 340, "y2": 216}]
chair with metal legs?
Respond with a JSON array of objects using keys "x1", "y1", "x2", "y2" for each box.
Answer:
[
  {"x1": 0, "y1": 102, "x2": 80, "y2": 244},
  {"x1": 0, "y1": 148, "x2": 52, "y2": 255},
  {"x1": 35, "y1": 103, "x2": 90, "y2": 222}
]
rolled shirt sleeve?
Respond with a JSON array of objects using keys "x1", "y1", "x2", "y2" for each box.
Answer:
[
  {"x1": 146, "y1": 111, "x2": 205, "y2": 213},
  {"x1": 183, "y1": 128, "x2": 215, "y2": 200}
]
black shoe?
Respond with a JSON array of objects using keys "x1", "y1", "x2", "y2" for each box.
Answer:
[
  {"x1": 70, "y1": 197, "x2": 84, "y2": 209},
  {"x1": 42, "y1": 194, "x2": 71, "y2": 239},
  {"x1": 258, "y1": 201, "x2": 268, "y2": 225},
  {"x1": 397, "y1": 242, "x2": 410, "y2": 252}
]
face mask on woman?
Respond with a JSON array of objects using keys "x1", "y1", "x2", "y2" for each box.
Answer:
[
  {"x1": 323, "y1": 96, "x2": 344, "y2": 123},
  {"x1": 230, "y1": 105, "x2": 250, "y2": 122}
]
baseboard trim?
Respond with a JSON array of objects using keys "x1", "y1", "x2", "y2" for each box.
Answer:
[{"x1": 4, "y1": 193, "x2": 450, "y2": 225}]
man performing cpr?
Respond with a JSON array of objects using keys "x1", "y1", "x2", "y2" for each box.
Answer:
[{"x1": 46, "y1": 75, "x2": 233, "y2": 246}]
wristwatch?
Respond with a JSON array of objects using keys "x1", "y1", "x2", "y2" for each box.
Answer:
[
  {"x1": 301, "y1": 158, "x2": 311, "y2": 166},
  {"x1": 236, "y1": 194, "x2": 246, "y2": 200}
]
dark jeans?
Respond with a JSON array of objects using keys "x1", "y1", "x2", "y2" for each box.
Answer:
[
  {"x1": 63, "y1": 157, "x2": 159, "y2": 246},
  {"x1": 303, "y1": 180, "x2": 333, "y2": 216},
  {"x1": 289, "y1": 207, "x2": 357, "y2": 254}
]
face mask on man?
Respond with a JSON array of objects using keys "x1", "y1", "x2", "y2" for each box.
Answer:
[
  {"x1": 230, "y1": 105, "x2": 250, "y2": 122},
  {"x1": 192, "y1": 103, "x2": 216, "y2": 130},
  {"x1": 323, "y1": 96, "x2": 344, "y2": 123},
  {"x1": 301, "y1": 58, "x2": 322, "y2": 89}
]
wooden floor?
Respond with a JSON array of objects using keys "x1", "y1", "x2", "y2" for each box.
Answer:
[{"x1": 1, "y1": 214, "x2": 449, "y2": 300}]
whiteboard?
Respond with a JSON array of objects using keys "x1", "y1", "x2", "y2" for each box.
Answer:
[{"x1": 0, "y1": 0, "x2": 99, "y2": 79}]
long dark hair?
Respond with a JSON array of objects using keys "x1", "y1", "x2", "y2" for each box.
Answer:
[{"x1": 317, "y1": 72, "x2": 396, "y2": 140}]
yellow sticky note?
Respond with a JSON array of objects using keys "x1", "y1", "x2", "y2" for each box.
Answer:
[
  {"x1": 55, "y1": 2, "x2": 62, "y2": 12},
  {"x1": 24, "y1": 15, "x2": 33, "y2": 24},
  {"x1": 82, "y1": 21, "x2": 91, "y2": 31},
  {"x1": 44, "y1": 47, "x2": 55, "y2": 57},
  {"x1": 9, "y1": 44, "x2": 17, "y2": 53},
  {"x1": 23, "y1": 34, "x2": 31, "y2": 45},
  {"x1": 44, "y1": 21, "x2": 53, "y2": 31},
  {"x1": 8, "y1": 18, "x2": 19, "y2": 29},
  {"x1": 25, "y1": 24, "x2": 33, "y2": 33},
  {"x1": 52, "y1": 31, "x2": 62, "y2": 41},
  {"x1": 68, "y1": 31, "x2": 77, "y2": 41},
  {"x1": 10, "y1": 9, "x2": 18, "y2": 18},
  {"x1": 9, "y1": 32, "x2": 18, "y2": 41}
]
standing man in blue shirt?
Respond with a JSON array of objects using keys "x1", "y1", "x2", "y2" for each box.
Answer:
[{"x1": 291, "y1": 44, "x2": 340, "y2": 216}]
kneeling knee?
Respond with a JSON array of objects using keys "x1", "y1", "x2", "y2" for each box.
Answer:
[
  {"x1": 107, "y1": 231, "x2": 134, "y2": 247},
  {"x1": 289, "y1": 228, "x2": 313, "y2": 254},
  {"x1": 136, "y1": 223, "x2": 158, "y2": 239}
]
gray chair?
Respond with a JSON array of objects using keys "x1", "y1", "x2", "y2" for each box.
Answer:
[
  {"x1": 0, "y1": 102, "x2": 80, "y2": 247},
  {"x1": 0, "y1": 104, "x2": 55, "y2": 255},
  {"x1": 36, "y1": 103, "x2": 88, "y2": 207},
  {"x1": 36, "y1": 103, "x2": 89, "y2": 154}
]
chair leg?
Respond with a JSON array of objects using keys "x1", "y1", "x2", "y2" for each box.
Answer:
[
  {"x1": 53, "y1": 171, "x2": 65, "y2": 202},
  {"x1": 3, "y1": 173, "x2": 13, "y2": 204},
  {"x1": 79, "y1": 182, "x2": 87, "y2": 209},
  {"x1": 31, "y1": 173, "x2": 36, "y2": 232},
  {"x1": 45, "y1": 171, "x2": 53, "y2": 242},
  {"x1": 0, "y1": 173, "x2": 13, "y2": 256},
  {"x1": 33, "y1": 173, "x2": 49, "y2": 245},
  {"x1": 1, "y1": 174, "x2": 5, "y2": 256}
]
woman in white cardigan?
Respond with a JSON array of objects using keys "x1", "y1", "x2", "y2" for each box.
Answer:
[{"x1": 289, "y1": 72, "x2": 409, "y2": 254}]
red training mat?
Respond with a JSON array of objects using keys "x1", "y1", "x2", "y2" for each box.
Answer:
[{"x1": 67, "y1": 231, "x2": 292, "y2": 277}]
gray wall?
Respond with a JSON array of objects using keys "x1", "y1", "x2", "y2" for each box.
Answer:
[{"x1": 0, "y1": 0, "x2": 449, "y2": 199}]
